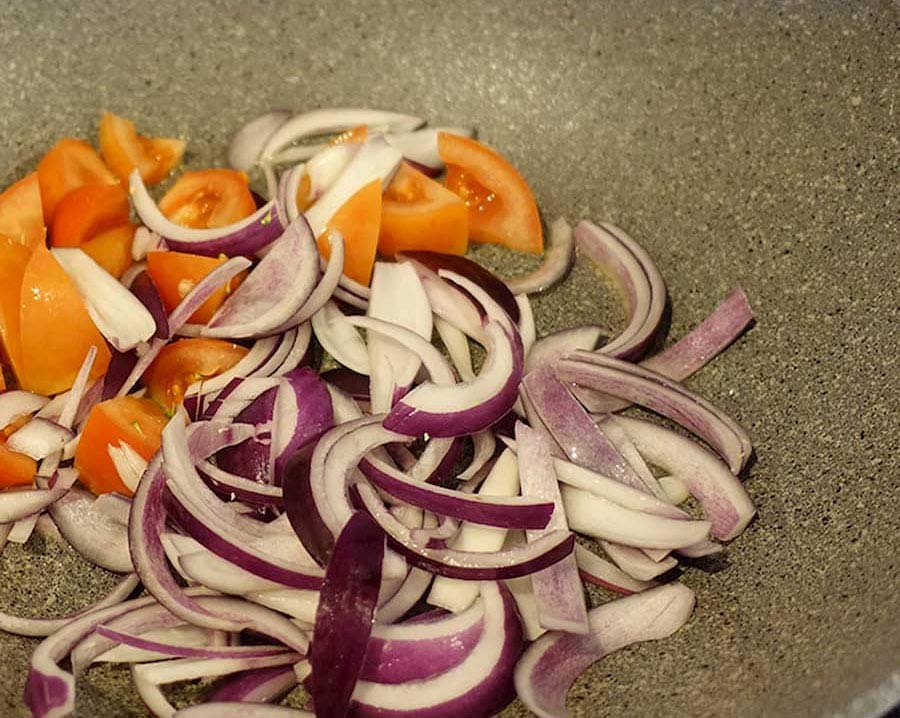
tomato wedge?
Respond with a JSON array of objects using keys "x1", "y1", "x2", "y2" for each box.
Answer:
[
  {"x1": 0, "y1": 173, "x2": 46, "y2": 250},
  {"x1": 50, "y1": 183, "x2": 130, "y2": 248},
  {"x1": 0, "y1": 440, "x2": 37, "y2": 490},
  {"x1": 438, "y1": 132, "x2": 543, "y2": 254},
  {"x1": 318, "y1": 179, "x2": 382, "y2": 286},
  {"x1": 81, "y1": 222, "x2": 137, "y2": 279},
  {"x1": 378, "y1": 162, "x2": 468, "y2": 257},
  {"x1": 75, "y1": 397, "x2": 168, "y2": 496},
  {"x1": 142, "y1": 338, "x2": 249, "y2": 414},
  {"x1": 37, "y1": 139, "x2": 118, "y2": 224},
  {"x1": 146, "y1": 250, "x2": 246, "y2": 324},
  {"x1": 159, "y1": 169, "x2": 257, "y2": 229},
  {"x1": 18, "y1": 243, "x2": 111, "y2": 395},
  {"x1": 0, "y1": 236, "x2": 31, "y2": 382},
  {"x1": 99, "y1": 112, "x2": 185, "y2": 185}
]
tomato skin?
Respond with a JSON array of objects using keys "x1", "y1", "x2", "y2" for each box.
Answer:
[
  {"x1": 158, "y1": 169, "x2": 257, "y2": 229},
  {"x1": 81, "y1": 222, "x2": 136, "y2": 279},
  {"x1": 0, "y1": 236, "x2": 31, "y2": 382},
  {"x1": 75, "y1": 397, "x2": 168, "y2": 496},
  {"x1": 438, "y1": 132, "x2": 543, "y2": 254},
  {"x1": 17, "y1": 243, "x2": 111, "y2": 395},
  {"x1": 99, "y1": 112, "x2": 185, "y2": 185},
  {"x1": 50, "y1": 183, "x2": 130, "y2": 248},
  {"x1": 0, "y1": 173, "x2": 46, "y2": 250},
  {"x1": 142, "y1": 338, "x2": 249, "y2": 413},
  {"x1": 37, "y1": 139, "x2": 118, "y2": 223},
  {"x1": 0, "y1": 440, "x2": 37, "y2": 490},
  {"x1": 146, "y1": 250, "x2": 245, "y2": 324},
  {"x1": 317, "y1": 179, "x2": 382, "y2": 287},
  {"x1": 378, "y1": 162, "x2": 468, "y2": 257}
]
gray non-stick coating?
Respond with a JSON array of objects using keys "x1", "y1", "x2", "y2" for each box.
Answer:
[{"x1": 1, "y1": 1, "x2": 897, "y2": 717}]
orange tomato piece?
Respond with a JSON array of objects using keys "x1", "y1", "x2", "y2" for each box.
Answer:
[
  {"x1": 75, "y1": 396, "x2": 168, "y2": 496},
  {"x1": 99, "y1": 112, "x2": 185, "y2": 185},
  {"x1": 0, "y1": 440, "x2": 37, "y2": 490},
  {"x1": 37, "y1": 139, "x2": 118, "y2": 224},
  {"x1": 0, "y1": 173, "x2": 46, "y2": 250},
  {"x1": 0, "y1": 371, "x2": 5, "y2": 392},
  {"x1": 438, "y1": 132, "x2": 543, "y2": 254},
  {"x1": 146, "y1": 250, "x2": 245, "y2": 324},
  {"x1": 378, "y1": 162, "x2": 468, "y2": 257},
  {"x1": 159, "y1": 169, "x2": 257, "y2": 229},
  {"x1": 17, "y1": 243, "x2": 111, "y2": 395},
  {"x1": 329, "y1": 125, "x2": 369, "y2": 147},
  {"x1": 81, "y1": 222, "x2": 137, "y2": 279},
  {"x1": 50, "y1": 183, "x2": 130, "y2": 248},
  {"x1": 0, "y1": 236, "x2": 31, "y2": 382},
  {"x1": 142, "y1": 338, "x2": 248, "y2": 414},
  {"x1": 317, "y1": 179, "x2": 382, "y2": 286}
]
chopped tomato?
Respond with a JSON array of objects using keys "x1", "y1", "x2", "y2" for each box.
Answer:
[
  {"x1": 378, "y1": 162, "x2": 468, "y2": 257},
  {"x1": 438, "y1": 133, "x2": 543, "y2": 254},
  {"x1": 0, "y1": 236, "x2": 31, "y2": 382},
  {"x1": 146, "y1": 250, "x2": 246, "y2": 324},
  {"x1": 158, "y1": 169, "x2": 256, "y2": 229},
  {"x1": 17, "y1": 243, "x2": 111, "y2": 395},
  {"x1": 0, "y1": 372, "x2": 5, "y2": 392},
  {"x1": 0, "y1": 173, "x2": 46, "y2": 250},
  {"x1": 143, "y1": 338, "x2": 248, "y2": 413},
  {"x1": 0, "y1": 440, "x2": 37, "y2": 490},
  {"x1": 81, "y1": 222, "x2": 137, "y2": 279},
  {"x1": 317, "y1": 179, "x2": 382, "y2": 286},
  {"x1": 37, "y1": 139, "x2": 118, "y2": 223},
  {"x1": 75, "y1": 397, "x2": 168, "y2": 496},
  {"x1": 99, "y1": 112, "x2": 185, "y2": 185},
  {"x1": 50, "y1": 183, "x2": 130, "y2": 248}
]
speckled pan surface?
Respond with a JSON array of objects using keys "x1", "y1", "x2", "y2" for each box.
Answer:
[{"x1": 1, "y1": 1, "x2": 897, "y2": 716}]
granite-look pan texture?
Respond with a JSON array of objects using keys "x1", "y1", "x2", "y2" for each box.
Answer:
[{"x1": 0, "y1": 1, "x2": 897, "y2": 716}]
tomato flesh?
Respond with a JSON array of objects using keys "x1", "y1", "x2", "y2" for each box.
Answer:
[
  {"x1": 99, "y1": 112, "x2": 185, "y2": 185},
  {"x1": 0, "y1": 440, "x2": 37, "y2": 490},
  {"x1": 75, "y1": 397, "x2": 168, "y2": 496},
  {"x1": 159, "y1": 169, "x2": 256, "y2": 229},
  {"x1": 146, "y1": 250, "x2": 246, "y2": 324},
  {"x1": 37, "y1": 139, "x2": 118, "y2": 223},
  {"x1": 0, "y1": 173, "x2": 46, "y2": 250},
  {"x1": 0, "y1": 236, "x2": 31, "y2": 382},
  {"x1": 317, "y1": 179, "x2": 382, "y2": 287},
  {"x1": 81, "y1": 222, "x2": 136, "y2": 278},
  {"x1": 50, "y1": 183, "x2": 130, "y2": 248}
]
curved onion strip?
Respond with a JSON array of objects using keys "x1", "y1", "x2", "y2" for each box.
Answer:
[
  {"x1": 0, "y1": 391, "x2": 50, "y2": 430},
  {"x1": 525, "y1": 326, "x2": 605, "y2": 374},
  {"x1": 347, "y1": 316, "x2": 454, "y2": 384},
  {"x1": 198, "y1": 460, "x2": 284, "y2": 504},
  {"x1": 50, "y1": 487, "x2": 133, "y2": 573},
  {"x1": 312, "y1": 301, "x2": 371, "y2": 375},
  {"x1": 560, "y1": 352, "x2": 753, "y2": 474},
  {"x1": 400, "y1": 257, "x2": 485, "y2": 341},
  {"x1": 375, "y1": 567, "x2": 433, "y2": 624},
  {"x1": 600, "y1": 541, "x2": 677, "y2": 581},
  {"x1": 175, "y1": 705, "x2": 314, "y2": 718},
  {"x1": 458, "y1": 430, "x2": 496, "y2": 481},
  {"x1": 95, "y1": 626, "x2": 288, "y2": 660},
  {"x1": 6, "y1": 419, "x2": 74, "y2": 462},
  {"x1": 574, "y1": 544, "x2": 657, "y2": 595},
  {"x1": 573, "y1": 220, "x2": 665, "y2": 361},
  {"x1": 228, "y1": 110, "x2": 292, "y2": 172},
  {"x1": 434, "y1": 315, "x2": 475, "y2": 382},
  {"x1": 506, "y1": 217, "x2": 576, "y2": 295},
  {"x1": 207, "y1": 664, "x2": 298, "y2": 704},
  {"x1": 514, "y1": 583, "x2": 695, "y2": 718}
]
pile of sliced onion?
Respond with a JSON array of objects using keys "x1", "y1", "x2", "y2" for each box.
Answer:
[{"x1": 2, "y1": 107, "x2": 758, "y2": 718}]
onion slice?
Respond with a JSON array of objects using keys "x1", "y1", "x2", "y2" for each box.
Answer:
[
  {"x1": 525, "y1": 326, "x2": 605, "y2": 374},
  {"x1": 574, "y1": 544, "x2": 657, "y2": 595},
  {"x1": 505, "y1": 217, "x2": 575, "y2": 295},
  {"x1": 312, "y1": 301, "x2": 371, "y2": 375},
  {"x1": 6, "y1": 419, "x2": 74, "y2": 461},
  {"x1": 514, "y1": 583, "x2": 695, "y2": 718},
  {"x1": 228, "y1": 110, "x2": 292, "y2": 171},
  {"x1": 0, "y1": 391, "x2": 50, "y2": 430}
]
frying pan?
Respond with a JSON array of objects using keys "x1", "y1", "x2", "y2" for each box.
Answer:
[{"x1": 0, "y1": 1, "x2": 897, "y2": 716}]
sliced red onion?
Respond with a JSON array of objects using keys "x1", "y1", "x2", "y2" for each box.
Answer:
[
  {"x1": 611, "y1": 415, "x2": 756, "y2": 540},
  {"x1": 599, "y1": 541, "x2": 676, "y2": 581},
  {"x1": 129, "y1": 270, "x2": 170, "y2": 340},
  {"x1": 203, "y1": 217, "x2": 319, "y2": 339},
  {"x1": 574, "y1": 544, "x2": 656, "y2": 595},
  {"x1": 384, "y1": 321, "x2": 522, "y2": 438},
  {"x1": 270, "y1": 323, "x2": 312, "y2": 375},
  {"x1": 244, "y1": 329, "x2": 297, "y2": 379},
  {"x1": 51, "y1": 247, "x2": 156, "y2": 352},
  {"x1": 108, "y1": 441, "x2": 148, "y2": 493},
  {"x1": 175, "y1": 705, "x2": 313, "y2": 718},
  {"x1": 117, "y1": 257, "x2": 251, "y2": 397},
  {"x1": 282, "y1": 444, "x2": 334, "y2": 567},
  {"x1": 376, "y1": 567, "x2": 433, "y2": 624},
  {"x1": 214, "y1": 386, "x2": 277, "y2": 484},
  {"x1": 352, "y1": 581, "x2": 523, "y2": 718},
  {"x1": 260, "y1": 107, "x2": 422, "y2": 163},
  {"x1": 428, "y1": 449, "x2": 519, "y2": 612},
  {"x1": 383, "y1": 126, "x2": 472, "y2": 173},
  {"x1": 516, "y1": 294, "x2": 536, "y2": 358},
  {"x1": 0, "y1": 472, "x2": 73, "y2": 540},
  {"x1": 505, "y1": 576, "x2": 544, "y2": 641},
  {"x1": 284, "y1": 145, "x2": 361, "y2": 223},
  {"x1": 560, "y1": 485, "x2": 710, "y2": 549},
  {"x1": 516, "y1": 423, "x2": 588, "y2": 634},
  {"x1": 228, "y1": 110, "x2": 292, "y2": 172},
  {"x1": 505, "y1": 217, "x2": 575, "y2": 295},
  {"x1": 434, "y1": 315, "x2": 475, "y2": 381},
  {"x1": 131, "y1": 226, "x2": 164, "y2": 262},
  {"x1": 0, "y1": 390, "x2": 49, "y2": 430},
  {"x1": 404, "y1": 252, "x2": 520, "y2": 324},
  {"x1": 312, "y1": 301, "x2": 371, "y2": 374},
  {"x1": 559, "y1": 352, "x2": 753, "y2": 474},
  {"x1": 96, "y1": 626, "x2": 288, "y2": 660},
  {"x1": 272, "y1": 367, "x2": 334, "y2": 483},
  {"x1": 310, "y1": 511, "x2": 384, "y2": 718},
  {"x1": 177, "y1": 548, "x2": 290, "y2": 594},
  {"x1": 399, "y1": 257, "x2": 485, "y2": 342},
  {"x1": 514, "y1": 582, "x2": 695, "y2": 718},
  {"x1": 303, "y1": 133, "x2": 402, "y2": 239},
  {"x1": 458, "y1": 430, "x2": 496, "y2": 481},
  {"x1": 6, "y1": 418, "x2": 73, "y2": 461},
  {"x1": 365, "y1": 262, "x2": 433, "y2": 413},
  {"x1": 244, "y1": 587, "x2": 319, "y2": 626},
  {"x1": 677, "y1": 540, "x2": 725, "y2": 558},
  {"x1": 522, "y1": 365, "x2": 646, "y2": 491},
  {"x1": 658, "y1": 475, "x2": 690, "y2": 505},
  {"x1": 49, "y1": 487, "x2": 133, "y2": 572},
  {"x1": 363, "y1": 598, "x2": 485, "y2": 683},
  {"x1": 130, "y1": 171, "x2": 285, "y2": 257},
  {"x1": 333, "y1": 284, "x2": 370, "y2": 310},
  {"x1": 347, "y1": 317, "x2": 454, "y2": 385},
  {"x1": 322, "y1": 368, "x2": 370, "y2": 401},
  {"x1": 599, "y1": 413, "x2": 667, "y2": 500},
  {"x1": 94, "y1": 625, "x2": 213, "y2": 665},
  {"x1": 206, "y1": 377, "x2": 281, "y2": 422},
  {"x1": 92, "y1": 493, "x2": 132, "y2": 525},
  {"x1": 207, "y1": 664, "x2": 298, "y2": 704},
  {"x1": 573, "y1": 220, "x2": 666, "y2": 361}
]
